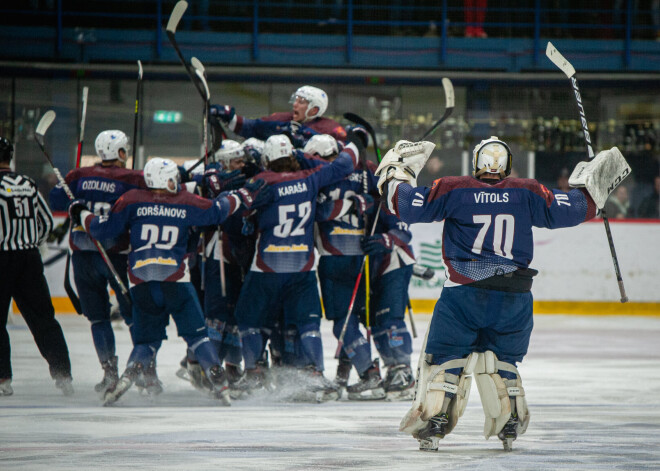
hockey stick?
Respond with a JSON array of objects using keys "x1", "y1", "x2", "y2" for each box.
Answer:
[
  {"x1": 420, "y1": 78, "x2": 455, "y2": 140},
  {"x1": 64, "y1": 86, "x2": 90, "y2": 314},
  {"x1": 131, "y1": 60, "x2": 143, "y2": 170},
  {"x1": 406, "y1": 296, "x2": 418, "y2": 338},
  {"x1": 35, "y1": 111, "x2": 132, "y2": 306},
  {"x1": 546, "y1": 42, "x2": 628, "y2": 303},
  {"x1": 192, "y1": 56, "x2": 227, "y2": 151}
]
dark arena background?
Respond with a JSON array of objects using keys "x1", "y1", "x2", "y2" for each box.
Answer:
[{"x1": 1, "y1": 2, "x2": 659, "y2": 469}]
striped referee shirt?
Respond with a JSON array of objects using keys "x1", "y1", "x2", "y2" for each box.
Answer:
[{"x1": 0, "y1": 169, "x2": 53, "y2": 251}]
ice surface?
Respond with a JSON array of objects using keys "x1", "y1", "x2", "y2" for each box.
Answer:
[{"x1": 2, "y1": 313, "x2": 660, "y2": 470}]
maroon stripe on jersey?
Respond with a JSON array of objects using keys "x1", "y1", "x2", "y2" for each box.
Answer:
[
  {"x1": 234, "y1": 115, "x2": 244, "y2": 134},
  {"x1": 319, "y1": 231, "x2": 342, "y2": 256},
  {"x1": 580, "y1": 188, "x2": 597, "y2": 220},
  {"x1": 328, "y1": 200, "x2": 347, "y2": 220},
  {"x1": 300, "y1": 252, "x2": 316, "y2": 272},
  {"x1": 163, "y1": 260, "x2": 187, "y2": 282},
  {"x1": 442, "y1": 244, "x2": 474, "y2": 285},
  {"x1": 255, "y1": 252, "x2": 274, "y2": 273}
]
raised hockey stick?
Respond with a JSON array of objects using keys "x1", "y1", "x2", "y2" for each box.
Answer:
[
  {"x1": 546, "y1": 42, "x2": 628, "y2": 303},
  {"x1": 35, "y1": 111, "x2": 132, "y2": 306},
  {"x1": 420, "y1": 78, "x2": 455, "y2": 140},
  {"x1": 406, "y1": 296, "x2": 418, "y2": 338},
  {"x1": 192, "y1": 56, "x2": 227, "y2": 152},
  {"x1": 64, "y1": 85, "x2": 90, "y2": 314},
  {"x1": 131, "y1": 60, "x2": 143, "y2": 170}
]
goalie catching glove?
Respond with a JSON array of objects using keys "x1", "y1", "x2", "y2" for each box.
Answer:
[
  {"x1": 374, "y1": 140, "x2": 435, "y2": 194},
  {"x1": 568, "y1": 146, "x2": 631, "y2": 209}
]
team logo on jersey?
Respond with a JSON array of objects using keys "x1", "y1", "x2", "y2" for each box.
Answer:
[
  {"x1": 330, "y1": 227, "x2": 364, "y2": 236},
  {"x1": 264, "y1": 243, "x2": 308, "y2": 253},
  {"x1": 133, "y1": 256, "x2": 177, "y2": 269}
]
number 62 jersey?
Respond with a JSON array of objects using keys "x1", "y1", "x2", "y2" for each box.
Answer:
[{"x1": 385, "y1": 176, "x2": 597, "y2": 286}]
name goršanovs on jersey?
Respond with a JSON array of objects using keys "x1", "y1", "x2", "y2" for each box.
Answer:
[{"x1": 136, "y1": 205, "x2": 187, "y2": 218}]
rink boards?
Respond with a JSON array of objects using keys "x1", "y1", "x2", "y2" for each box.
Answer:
[{"x1": 31, "y1": 216, "x2": 660, "y2": 315}]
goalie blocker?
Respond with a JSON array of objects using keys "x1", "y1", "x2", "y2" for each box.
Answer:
[{"x1": 568, "y1": 146, "x2": 631, "y2": 209}]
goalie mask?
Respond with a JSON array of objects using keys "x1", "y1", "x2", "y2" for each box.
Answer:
[
  {"x1": 214, "y1": 139, "x2": 245, "y2": 165},
  {"x1": 290, "y1": 85, "x2": 328, "y2": 121},
  {"x1": 144, "y1": 157, "x2": 180, "y2": 193},
  {"x1": 263, "y1": 135, "x2": 293, "y2": 164},
  {"x1": 303, "y1": 134, "x2": 338, "y2": 159},
  {"x1": 95, "y1": 130, "x2": 129, "y2": 162},
  {"x1": 473, "y1": 136, "x2": 512, "y2": 178}
]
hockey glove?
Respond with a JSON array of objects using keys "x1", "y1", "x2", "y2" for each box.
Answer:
[
  {"x1": 345, "y1": 126, "x2": 368, "y2": 159},
  {"x1": 67, "y1": 199, "x2": 88, "y2": 227},
  {"x1": 47, "y1": 219, "x2": 70, "y2": 244},
  {"x1": 374, "y1": 140, "x2": 435, "y2": 194},
  {"x1": 348, "y1": 194, "x2": 374, "y2": 217},
  {"x1": 242, "y1": 138, "x2": 264, "y2": 166},
  {"x1": 204, "y1": 169, "x2": 246, "y2": 198},
  {"x1": 236, "y1": 178, "x2": 273, "y2": 210},
  {"x1": 568, "y1": 146, "x2": 631, "y2": 209},
  {"x1": 361, "y1": 233, "x2": 393, "y2": 256},
  {"x1": 209, "y1": 105, "x2": 236, "y2": 124}
]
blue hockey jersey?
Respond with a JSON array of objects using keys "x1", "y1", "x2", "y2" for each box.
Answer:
[
  {"x1": 385, "y1": 176, "x2": 597, "y2": 286},
  {"x1": 49, "y1": 165, "x2": 146, "y2": 252},
  {"x1": 82, "y1": 189, "x2": 242, "y2": 284},
  {"x1": 249, "y1": 144, "x2": 359, "y2": 273}
]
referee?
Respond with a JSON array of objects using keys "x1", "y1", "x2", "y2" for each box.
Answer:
[{"x1": 0, "y1": 136, "x2": 73, "y2": 396}]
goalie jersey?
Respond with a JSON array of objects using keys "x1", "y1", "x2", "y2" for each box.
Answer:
[
  {"x1": 386, "y1": 176, "x2": 597, "y2": 286},
  {"x1": 82, "y1": 189, "x2": 241, "y2": 284}
]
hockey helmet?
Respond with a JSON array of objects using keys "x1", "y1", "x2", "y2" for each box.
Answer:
[
  {"x1": 303, "y1": 134, "x2": 338, "y2": 159},
  {"x1": 472, "y1": 136, "x2": 512, "y2": 178},
  {"x1": 241, "y1": 137, "x2": 264, "y2": 162},
  {"x1": 95, "y1": 130, "x2": 129, "y2": 162},
  {"x1": 213, "y1": 139, "x2": 245, "y2": 164},
  {"x1": 263, "y1": 135, "x2": 293, "y2": 164},
  {"x1": 144, "y1": 157, "x2": 180, "y2": 193},
  {"x1": 183, "y1": 159, "x2": 204, "y2": 176},
  {"x1": 0, "y1": 137, "x2": 14, "y2": 162},
  {"x1": 290, "y1": 85, "x2": 328, "y2": 121}
]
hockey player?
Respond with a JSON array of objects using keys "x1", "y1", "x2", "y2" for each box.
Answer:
[
  {"x1": 233, "y1": 133, "x2": 361, "y2": 402},
  {"x1": 303, "y1": 133, "x2": 385, "y2": 400},
  {"x1": 69, "y1": 157, "x2": 272, "y2": 405},
  {"x1": 49, "y1": 130, "x2": 146, "y2": 396},
  {"x1": 361, "y1": 209, "x2": 417, "y2": 401},
  {"x1": 376, "y1": 137, "x2": 629, "y2": 451},
  {"x1": 210, "y1": 85, "x2": 347, "y2": 144}
]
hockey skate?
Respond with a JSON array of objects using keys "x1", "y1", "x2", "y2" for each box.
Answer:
[
  {"x1": 95, "y1": 356, "x2": 119, "y2": 395},
  {"x1": 416, "y1": 412, "x2": 450, "y2": 451},
  {"x1": 225, "y1": 364, "x2": 250, "y2": 399},
  {"x1": 186, "y1": 360, "x2": 212, "y2": 391},
  {"x1": 135, "y1": 360, "x2": 163, "y2": 398},
  {"x1": 0, "y1": 378, "x2": 13, "y2": 396},
  {"x1": 207, "y1": 365, "x2": 231, "y2": 406},
  {"x1": 103, "y1": 364, "x2": 141, "y2": 406},
  {"x1": 346, "y1": 361, "x2": 386, "y2": 401},
  {"x1": 384, "y1": 364, "x2": 415, "y2": 401},
  {"x1": 498, "y1": 412, "x2": 519, "y2": 451},
  {"x1": 175, "y1": 355, "x2": 190, "y2": 382},
  {"x1": 293, "y1": 366, "x2": 340, "y2": 403},
  {"x1": 55, "y1": 376, "x2": 74, "y2": 397}
]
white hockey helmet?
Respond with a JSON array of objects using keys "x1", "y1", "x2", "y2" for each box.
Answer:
[
  {"x1": 303, "y1": 134, "x2": 338, "y2": 159},
  {"x1": 183, "y1": 159, "x2": 204, "y2": 176},
  {"x1": 144, "y1": 157, "x2": 180, "y2": 193},
  {"x1": 290, "y1": 85, "x2": 328, "y2": 121},
  {"x1": 213, "y1": 139, "x2": 244, "y2": 164},
  {"x1": 263, "y1": 135, "x2": 293, "y2": 164},
  {"x1": 95, "y1": 130, "x2": 129, "y2": 162},
  {"x1": 473, "y1": 136, "x2": 512, "y2": 178}
]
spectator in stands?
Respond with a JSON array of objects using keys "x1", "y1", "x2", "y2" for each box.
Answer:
[
  {"x1": 637, "y1": 175, "x2": 660, "y2": 218},
  {"x1": 604, "y1": 185, "x2": 631, "y2": 219},
  {"x1": 556, "y1": 168, "x2": 570, "y2": 192},
  {"x1": 464, "y1": 0, "x2": 488, "y2": 38}
]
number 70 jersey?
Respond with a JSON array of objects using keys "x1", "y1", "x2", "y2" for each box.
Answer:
[{"x1": 387, "y1": 176, "x2": 597, "y2": 286}]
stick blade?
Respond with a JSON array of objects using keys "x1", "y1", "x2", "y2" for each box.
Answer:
[
  {"x1": 166, "y1": 0, "x2": 188, "y2": 34},
  {"x1": 191, "y1": 57, "x2": 204, "y2": 73},
  {"x1": 441, "y1": 77, "x2": 455, "y2": 109},
  {"x1": 546, "y1": 41, "x2": 575, "y2": 78},
  {"x1": 195, "y1": 69, "x2": 210, "y2": 101},
  {"x1": 36, "y1": 110, "x2": 56, "y2": 137}
]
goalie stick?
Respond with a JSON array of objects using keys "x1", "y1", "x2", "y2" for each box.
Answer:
[
  {"x1": 420, "y1": 78, "x2": 455, "y2": 140},
  {"x1": 545, "y1": 42, "x2": 628, "y2": 303},
  {"x1": 35, "y1": 111, "x2": 132, "y2": 307}
]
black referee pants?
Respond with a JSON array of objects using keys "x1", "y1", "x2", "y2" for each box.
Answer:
[{"x1": 0, "y1": 249, "x2": 72, "y2": 380}]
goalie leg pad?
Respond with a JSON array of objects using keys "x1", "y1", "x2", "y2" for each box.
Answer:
[{"x1": 399, "y1": 356, "x2": 472, "y2": 437}]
